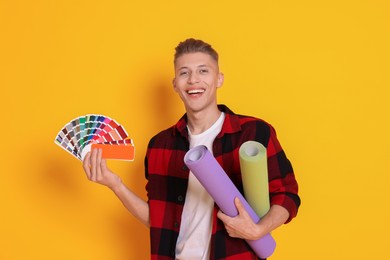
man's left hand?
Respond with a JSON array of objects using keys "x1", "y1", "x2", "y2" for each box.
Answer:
[{"x1": 217, "y1": 197, "x2": 262, "y2": 240}]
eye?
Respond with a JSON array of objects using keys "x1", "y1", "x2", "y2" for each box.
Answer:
[
  {"x1": 179, "y1": 70, "x2": 189, "y2": 76},
  {"x1": 199, "y1": 69, "x2": 209, "y2": 74}
]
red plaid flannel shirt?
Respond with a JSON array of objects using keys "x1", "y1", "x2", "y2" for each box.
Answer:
[{"x1": 145, "y1": 105, "x2": 300, "y2": 260}]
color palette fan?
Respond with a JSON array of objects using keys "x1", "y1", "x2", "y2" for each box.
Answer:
[{"x1": 54, "y1": 114, "x2": 135, "y2": 161}]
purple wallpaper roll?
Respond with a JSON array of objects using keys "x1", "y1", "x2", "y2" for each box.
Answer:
[{"x1": 184, "y1": 145, "x2": 276, "y2": 259}]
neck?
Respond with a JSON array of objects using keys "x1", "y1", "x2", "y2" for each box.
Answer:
[{"x1": 186, "y1": 106, "x2": 221, "y2": 135}]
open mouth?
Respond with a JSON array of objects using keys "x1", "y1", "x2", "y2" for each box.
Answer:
[{"x1": 187, "y1": 89, "x2": 205, "y2": 95}]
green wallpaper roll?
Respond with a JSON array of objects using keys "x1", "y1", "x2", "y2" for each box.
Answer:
[{"x1": 239, "y1": 141, "x2": 270, "y2": 218}]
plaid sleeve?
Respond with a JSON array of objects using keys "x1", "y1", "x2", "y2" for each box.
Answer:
[{"x1": 266, "y1": 125, "x2": 300, "y2": 223}]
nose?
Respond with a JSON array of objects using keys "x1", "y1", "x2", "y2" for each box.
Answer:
[{"x1": 188, "y1": 72, "x2": 199, "y2": 84}]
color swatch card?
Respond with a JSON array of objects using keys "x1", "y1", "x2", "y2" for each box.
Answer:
[{"x1": 54, "y1": 114, "x2": 135, "y2": 161}]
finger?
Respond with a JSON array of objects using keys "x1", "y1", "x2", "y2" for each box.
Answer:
[
  {"x1": 96, "y1": 148, "x2": 103, "y2": 181},
  {"x1": 234, "y1": 197, "x2": 247, "y2": 216},
  {"x1": 100, "y1": 158, "x2": 109, "y2": 180},
  {"x1": 217, "y1": 210, "x2": 225, "y2": 221},
  {"x1": 82, "y1": 152, "x2": 92, "y2": 179},
  {"x1": 100, "y1": 157, "x2": 108, "y2": 172},
  {"x1": 217, "y1": 211, "x2": 230, "y2": 231},
  {"x1": 90, "y1": 148, "x2": 98, "y2": 181},
  {"x1": 234, "y1": 197, "x2": 242, "y2": 210},
  {"x1": 234, "y1": 198, "x2": 257, "y2": 231},
  {"x1": 217, "y1": 210, "x2": 230, "y2": 224}
]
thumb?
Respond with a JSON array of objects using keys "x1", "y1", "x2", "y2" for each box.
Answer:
[{"x1": 234, "y1": 197, "x2": 246, "y2": 215}]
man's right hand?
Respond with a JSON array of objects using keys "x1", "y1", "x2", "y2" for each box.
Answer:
[
  {"x1": 82, "y1": 147, "x2": 150, "y2": 226},
  {"x1": 82, "y1": 148, "x2": 122, "y2": 191}
]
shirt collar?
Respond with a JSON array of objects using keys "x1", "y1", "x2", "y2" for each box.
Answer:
[{"x1": 174, "y1": 104, "x2": 242, "y2": 138}]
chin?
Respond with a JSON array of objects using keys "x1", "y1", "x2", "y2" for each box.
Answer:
[{"x1": 185, "y1": 104, "x2": 203, "y2": 113}]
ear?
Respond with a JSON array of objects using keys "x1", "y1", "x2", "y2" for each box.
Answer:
[
  {"x1": 217, "y1": 72, "x2": 224, "y2": 88},
  {"x1": 172, "y1": 78, "x2": 178, "y2": 92}
]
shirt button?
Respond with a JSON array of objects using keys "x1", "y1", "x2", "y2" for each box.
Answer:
[
  {"x1": 174, "y1": 222, "x2": 179, "y2": 228},
  {"x1": 182, "y1": 165, "x2": 188, "y2": 171},
  {"x1": 177, "y1": 195, "x2": 184, "y2": 202}
]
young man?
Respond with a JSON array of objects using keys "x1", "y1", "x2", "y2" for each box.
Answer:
[{"x1": 83, "y1": 38, "x2": 300, "y2": 259}]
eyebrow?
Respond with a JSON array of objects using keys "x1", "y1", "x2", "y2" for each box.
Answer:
[{"x1": 177, "y1": 64, "x2": 209, "y2": 70}]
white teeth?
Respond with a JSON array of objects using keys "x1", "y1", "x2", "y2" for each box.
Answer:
[{"x1": 187, "y1": 89, "x2": 205, "y2": 94}]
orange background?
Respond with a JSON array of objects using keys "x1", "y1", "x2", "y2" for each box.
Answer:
[{"x1": 1, "y1": 0, "x2": 389, "y2": 259}]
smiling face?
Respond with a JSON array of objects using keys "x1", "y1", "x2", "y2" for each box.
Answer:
[{"x1": 173, "y1": 52, "x2": 224, "y2": 114}]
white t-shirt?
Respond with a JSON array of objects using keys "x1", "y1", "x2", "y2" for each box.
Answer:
[{"x1": 175, "y1": 112, "x2": 225, "y2": 260}]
